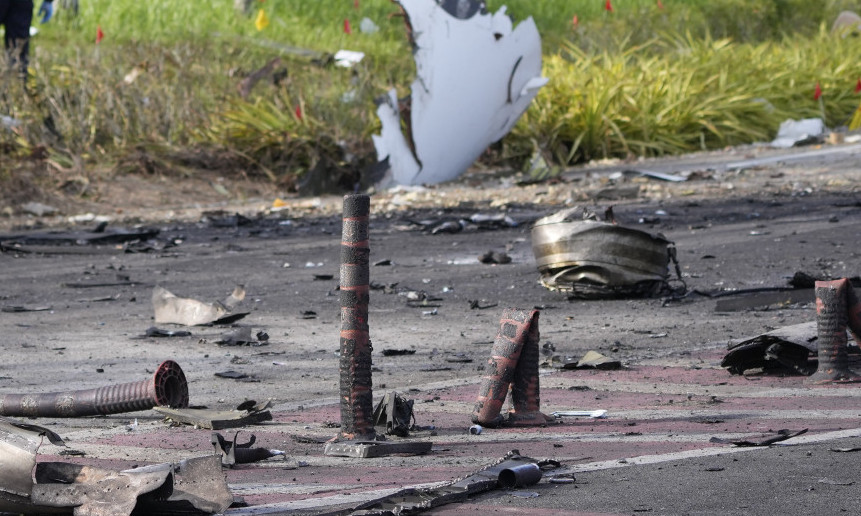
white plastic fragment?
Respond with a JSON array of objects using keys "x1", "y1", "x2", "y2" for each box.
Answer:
[
  {"x1": 373, "y1": 0, "x2": 547, "y2": 186},
  {"x1": 551, "y1": 409, "x2": 608, "y2": 419},
  {"x1": 359, "y1": 17, "x2": 380, "y2": 34},
  {"x1": 770, "y1": 118, "x2": 825, "y2": 148},
  {"x1": 334, "y1": 49, "x2": 365, "y2": 68}
]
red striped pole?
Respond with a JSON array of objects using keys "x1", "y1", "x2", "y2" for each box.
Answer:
[
  {"x1": 335, "y1": 194, "x2": 377, "y2": 440},
  {"x1": 806, "y1": 279, "x2": 861, "y2": 384}
]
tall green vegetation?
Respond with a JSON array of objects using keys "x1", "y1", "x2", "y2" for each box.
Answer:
[{"x1": 3, "y1": 0, "x2": 861, "y2": 182}]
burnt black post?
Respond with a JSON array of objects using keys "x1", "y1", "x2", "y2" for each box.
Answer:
[{"x1": 335, "y1": 194, "x2": 377, "y2": 441}]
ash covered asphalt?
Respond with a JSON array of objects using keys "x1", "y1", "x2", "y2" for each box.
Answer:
[{"x1": 0, "y1": 143, "x2": 860, "y2": 515}]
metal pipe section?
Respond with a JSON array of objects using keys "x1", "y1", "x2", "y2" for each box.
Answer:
[
  {"x1": 498, "y1": 462, "x2": 543, "y2": 488},
  {"x1": 806, "y1": 279, "x2": 861, "y2": 384},
  {"x1": 0, "y1": 361, "x2": 189, "y2": 417},
  {"x1": 336, "y1": 194, "x2": 377, "y2": 441}
]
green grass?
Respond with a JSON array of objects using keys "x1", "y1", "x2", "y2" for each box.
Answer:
[{"x1": 3, "y1": 0, "x2": 861, "y2": 184}]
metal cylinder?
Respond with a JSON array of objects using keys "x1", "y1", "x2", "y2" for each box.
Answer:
[
  {"x1": 806, "y1": 279, "x2": 861, "y2": 384},
  {"x1": 845, "y1": 281, "x2": 861, "y2": 344},
  {"x1": 472, "y1": 308, "x2": 532, "y2": 427},
  {"x1": 0, "y1": 360, "x2": 189, "y2": 417},
  {"x1": 498, "y1": 462, "x2": 543, "y2": 488},
  {"x1": 509, "y1": 310, "x2": 551, "y2": 426},
  {"x1": 336, "y1": 194, "x2": 376, "y2": 441}
]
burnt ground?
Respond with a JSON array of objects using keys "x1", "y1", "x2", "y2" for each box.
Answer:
[{"x1": 1, "y1": 142, "x2": 861, "y2": 515}]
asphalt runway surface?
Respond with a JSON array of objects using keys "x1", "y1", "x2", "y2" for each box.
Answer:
[{"x1": 1, "y1": 142, "x2": 860, "y2": 515}]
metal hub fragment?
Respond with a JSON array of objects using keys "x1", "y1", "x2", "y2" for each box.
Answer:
[{"x1": 531, "y1": 207, "x2": 680, "y2": 299}]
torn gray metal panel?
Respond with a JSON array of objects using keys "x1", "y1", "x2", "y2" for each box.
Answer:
[
  {"x1": 0, "y1": 419, "x2": 230, "y2": 515},
  {"x1": 373, "y1": 0, "x2": 547, "y2": 185},
  {"x1": 322, "y1": 440, "x2": 433, "y2": 458},
  {"x1": 722, "y1": 321, "x2": 818, "y2": 376},
  {"x1": 0, "y1": 419, "x2": 59, "y2": 509},
  {"x1": 713, "y1": 289, "x2": 814, "y2": 312},
  {"x1": 152, "y1": 285, "x2": 247, "y2": 326},
  {"x1": 155, "y1": 406, "x2": 272, "y2": 430},
  {"x1": 31, "y1": 462, "x2": 172, "y2": 516},
  {"x1": 131, "y1": 456, "x2": 234, "y2": 514}
]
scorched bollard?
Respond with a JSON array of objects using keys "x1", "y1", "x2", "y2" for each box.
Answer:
[
  {"x1": 332, "y1": 194, "x2": 377, "y2": 442},
  {"x1": 472, "y1": 308, "x2": 551, "y2": 427},
  {"x1": 806, "y1": 278, "x2": 861, "y2": 384},
  {"x1": 323, "y1": 195, "x2": 432, "y2": 458}
]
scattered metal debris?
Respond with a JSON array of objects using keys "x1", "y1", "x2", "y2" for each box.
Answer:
[
  {"x1": 709, "y1": 429, "x2": 807, "y2": 447},
  {"x1": 341, "y1": 450, "x2": 550, "y2": 515},
  {"x1": 323, "y1": 440, "x2": 433, "y2": 459},
  {"x1": 381, "y1": 349, "x2": 416, "y2": 357},
  {"x1": 211, "y1": 431, "x2": 285, "y2": 467},
  {"x1": 0, "y1": 419, "x2": 231, "y2": 515},
  {"x1": 214, "y1": 370, "x2": 257, "y2": 382},
  {"x1": 1, "y1": 305, "x2": 52, "y2": 313},
  {"x1": 469, "y1": 299, "x2": 499, "y2": 310},
  {"x1": 216, "y1": 326, "x2": 268, "y2": 346},
  {"x1": 0, "y1": 226, "x2": 159, "y2": 247},
  {"x1": 472, "y1": 308, "x2": 552, "y2": 428},
  {"x1": 152, "y1": 285, "x2": 248, "y2": 326},
  {"x1": 722, "y1": 322, "x2": 817, "y2": 376},
  {"x1": 155, "y1": 400, "x2": 272, "y2": 430},
  {"x1": 713, "y1": 289, "x2": 814, "y2": 312},
  {"x1": 372, "y1": 0, "x2": 547, "y2": 185},
  {"x1": 552, "y1": 409, "x2": 608, "y2": 419},
  {"x1": 478, "y1": 250, "x2": 512, "y2": 264},
  {"x1": 469, "y1": 213, "x2": 518, "y2": 229},
  {"x1": 532, "y1": 207, "x2": 683, "y2": 299},
  {"x1": 144, "y1": 327, "x2": 192, "y2": 338},
  {"x1": 618, "y1": 169, "x2": 688, "y2": 182},
  {"x1": 573, "y1": 350, "x2": 622, "y2": 370},
  {"x1": 0, "y1": 360, "x2": 189, "y2": 417},
  {"x1": 372, "y1": 391, "x2": 416, "y2": 437}
]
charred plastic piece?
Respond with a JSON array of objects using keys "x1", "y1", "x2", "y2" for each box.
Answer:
[
  {"x1": 472, "y1": 308, "x2": 551, "y2": 427},
  {"x1": 806, "y1": 279, "x2": 861, "y2": 384},
  {"x1": 531, "y1": 207, "x2": 678, "y2": 299},
  {"x1": 0, "y1": 360, "x2": 189, "y2": 417}
]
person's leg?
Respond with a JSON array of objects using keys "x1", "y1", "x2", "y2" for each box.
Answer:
[{"x1": 4, "y1": 0, "x2": 34, "y2": 77}]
